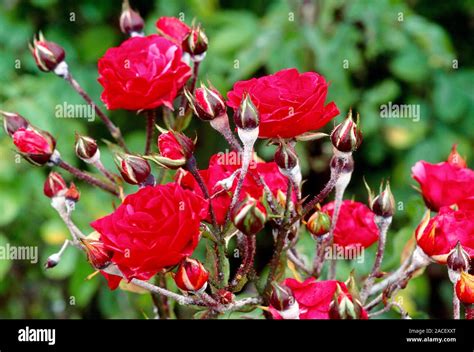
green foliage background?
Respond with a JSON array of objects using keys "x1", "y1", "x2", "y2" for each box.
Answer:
[{"x1": 0, "y1": 0, "x2": 472, "y2": 318}]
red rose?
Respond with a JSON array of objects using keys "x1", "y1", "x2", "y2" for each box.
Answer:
[
  {"x1": 415, "y1": 198, "x2": 474, "y2": 263},
  {"x1": 13, "y1": 127, "x2": 56, "y2": 165},
  {"x1": 412, "y1": 160, "x2": 474, "y2": 211},
  {"x1": 91, "y1": 183, "x2": 208, "y2": 288},
  {"x1": 98, "y1": 35, "x2": 191, "y2": 110},
  {"x1": 176, "y1": 151, "x2": 290, "y2": 225},
  {"x1": 158, "y1": 131, "x2": 194, "y2": 161},
  {"x1": 322, "y1": 200, "x2": 379, "y2": 249},
  {"x1": 270, "y1": 278, "x2": 368, "y2": 319},
  {"x1": 156, "y1": 17, "x2": 191, "y2": 46},
  {"x1": 226, "y1": 68, "x2": 339, "y2": 138}
]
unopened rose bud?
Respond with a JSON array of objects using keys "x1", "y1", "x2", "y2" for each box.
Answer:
[
  {"x1": 115, "y1": 153, "x2": 151, "y2": 185},
  {"x1": 44, "y1": 253, "x2": 61, "y2": 269},
  {"x1": 12, "y1": 127, "x2": 56, "y2": 166},
  {"x1": 119, "y1": 0, "x2": 144, "y2": 36},
  {"x1": 217, "y1": 289, "x2": 234, "y2": 304},
  {"x1": 182, "y1": 25, "x2": 208, "y2": 58},
  {"x1": 447, "y1": 242, "x2": 470, "y2": 273},
  {"x1": 330, "y1": 109, "x2": 362, "y2": 153},
  {"x1": 80, "y1": 238, "x2": 113, "y2": 270},
  {"x1": 174, "y1": 258, "x2": 209, "y2": 292},
  {"x1": 369, "y1": 180, "x2": 395, "y2": 218},
  {"x1": 232, "y1": 196, "x2": 266, "y2": 236},
  {"x1": 29, "y1": 32, "x2": 66, "y2": 73},
  {"x1": 154, "y1": 131, "x2": 195, "y2": 169},
  {"x1": 329, "y1": 283, "x2": 364, "y2": 320},
  {"x1": 184, "y1": 82, "x2": 226, "y2": 121},
  {"x1": 447, "y1": 144, "x2": 467, "y2": 168},
  {"x1": 306, "y1": 211, "x2": 331, "y2": 238},
  {"x1": 65, "y1": 182, "x2": 80, "y2": 203},
  {"x1": 75, "y1": 133, "x2": 99, "y2": 163},
  {"x1": 234, "y1": 94, "x2": 259, "y2": 131},
  {"x1": 1, "y1": 111, "x2": 29, "y2": 137},
  {"x1": 269, "y1": 282, "x2": 300, "y2": 319},
  {"x1": 44, "y1": 172, "x2": 67, "y2": 198},
  {"x1": 274, "y1": 142, "x2": 298, "y2": 171},
  {"x1": 456, "y1": 271, "x2": 474, "y2": 305}
]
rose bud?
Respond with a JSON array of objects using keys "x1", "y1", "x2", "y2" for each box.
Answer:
[
  {"x1": 232, "y1": 196, "x2": 267, "y2": 236},
  {"x1": 12, "y1": 127, "x2": 56, "y2": 166},
  {"x1": 306, "y1": 211, "x2": 331, "y2": 238},
  {"x1": 447, "y1": 144, "x2": 467, "y2": 168},
  {"x1": 44, "y1": 171, "x2": 67, "y2": 198},
  {"x1": 29, "y1": 32, "x2": 65, "y2": 73},
  {"x1": 115, "y1": 153, "x2": 151, "y2": 185},
  {"x1": 274, "y1": 142, "x2": 298, "y2": 171},
  {"x1": 367, "y1": 180, "x2": 395, "y2": 218},
  {"x1": 154, "y1": 131, "x2": 195, "y2": 169},
  {"x1": 217, "y1": 289, "x2": 234, "y2": 305},
  {"x1": 1, "y1": 111, "x2": 29, "y2": 137},
  {"x1": 80, "y1": 238, "x2": 113, "y2": 270},
  {"x1": 44, "y1": 253, "x2": 61, "y2": 269},
  {"x1": 330, "y1": 109, "x2": 362, "y2": 153},
  {"x1": 184, "y1": 82, "x2": 226, "y2": 121},
  {"x1": 328, "y1": 283, "x2": 365, "y2": 320},
  {"x1": 234, "y1": 93, "x2": 259, "y2": 131},
  {"x1": 456, "y1": 271, "x2": 474, "y2": 305},
  {"x1": 174, "y1": 258, "x2": 209, "y2": 293},
  {"x1": 65, "y1": 182, "x2": 80, "y2": 203},
  {"x1": 119, "y1": 0, "x2": 144, "y2": 36},
  {"x1": 182, "y1": 25, "x2": 208, "y2": 58},
  {"x1": 75, "y1": 133, "x2": 99, "y2": 163},
  {"x1": 270, "y1": 282, "x2": 300, "y2": 319},
  {"x1": 447, "y1": 241, "x2": 470, "y2": 273}
]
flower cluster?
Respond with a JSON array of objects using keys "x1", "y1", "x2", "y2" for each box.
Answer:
[{"x1": 2, "y1": 0, "x2": 472, "y2": 321}]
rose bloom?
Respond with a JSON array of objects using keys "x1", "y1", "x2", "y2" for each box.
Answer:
[
  {"x1": 176, "y1": 151, "x2": 290, "y2": 225},
  {"x1": 155, "y1": 17, "x2": 191, "y2": 46},
  {"x1": 411, "y1": 159, "x2": 474, "y2": 212},
  {"x1": 415, "y1": 197, "x2": 474, "y2": 263},
  {"x1": 98, "y1": 34, "x2": 191, "y2": 110},
  {"x1": 227, "y1": 68, "x2": 339, "y2": 138},
  {"x1": 91, "y1": 183, "x2": 208, "y2": 289},
  {"x1": 269, "y1": 278, "x2": 368, "y2": 320},
  {"x1": 322, "y1": 200, "x2": 379, "y2": 249}
]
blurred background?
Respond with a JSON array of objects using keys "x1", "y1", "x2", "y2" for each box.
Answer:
[{"x1": 0, "y1": 0, "x2": 472, "y2": 318}]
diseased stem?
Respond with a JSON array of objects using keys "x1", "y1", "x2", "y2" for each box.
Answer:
[
  {"x1": 210, "y1": 114, "x2": 242, "y2": 152},
  {"x1": 453, "y1": 285, "x2": 460, "y2": 319},
  {"x1": 92, "y1": 159, "x2": 119, "y2": 184},
  {"x1": 151, "y1": 274, "x2": 171, "y2": 319},
  {"x1": 58, "y1": 159, "x2": 119, "y2": 196},
  {"x1": 360, "y1": 215, "x2": 392, "y2": 303},
  {"x1": 263, "y1": 179, "x2": 293, "y2": 305},
  {"x1": 288, "y1": 248, "x2": 312, "y2": 275},
  {"x1": 63, "y1": 72, "x2": 129, "y2": 152},
  {"x1": 131, "y1": 278, "x2": 198, "y2": 306},
  {"x1": 466, "y1": 304, "x2": 474, "y2": 320},
  {"x1": 144, "y1": 109, "x2": 156, "y2": 155},
  {"x1": 229, "y1": 233, "x2": 256, "y2": 292}
]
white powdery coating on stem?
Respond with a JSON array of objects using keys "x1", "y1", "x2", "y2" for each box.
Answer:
[{"x1": 53, "y1": 61, "x2": 69, "y2": 78}]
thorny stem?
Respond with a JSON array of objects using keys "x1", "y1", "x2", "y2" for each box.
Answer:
[
  {"x1": 144, "y1": 109, "x2": 156, "y2": 155},
  {"x1": 229, "y1": 233, "x2": 257, "y2": 292},
  {"x1": 453, "y1": 285, "x2": 460, "y2": 319},
  {"x1": 360, "y1": 215, "x2": 392, "y2": 303},
  {"x1": 151, "y1": 274, "x2": 171, "y2": 319},
  {"x1": 210, "y1": 114, "x2": 242, "y2": 152},
  {"x1": 263, "y1": 179, "x2": 293, "y2": 306},
  {"x1": 288, "y1": 248, "x2": 312, "y2": 275},
  {"x1": 58, "y1": 159, "x2": 119, "y2": 196},
  {"x1": 63, "y1": 71, "x2": 129, "y2": 152}
]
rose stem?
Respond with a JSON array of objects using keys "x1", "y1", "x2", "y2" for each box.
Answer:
[
  {"x1": 262, "y1": 179, "x2": 293, "y2": 306},
  {"x1": 326, "y1": 153, "x2": 352, "y2": 280},
  {"x1": 466, "y1": 304, "x2": 474, "y2": 320},
  {"x1": 63, "y1": 73, "x2": 129, "y2": 152},
  {"x1": 179, "y1": 60, "x2": 201, "y2": 113},
  {"x1": 185, "y1": 156, "x2": 219, "y2": 234},
  {"x1": 151, "y1": 274, "x2": 171, "y2": 319},
  {"x1": 92, "y1": 159, "x2": 119, "y2": 184},
  {"x1": 360, "y1": 215, "x2": 392, "y2": 303},
  {"x1": 58, "y1": 159, "x2": 119, "y2": 196},
  {"x1": 210, "y1": 113, "x2": 242, "y2": 152},
  {"x1": 453, "y1": 285, "x2": 460, "y2": 319},
  {"x1": 144, "y1": 109, "x2": 156, "y2": 155},
  {"x1": 228, "y1": 233, "x2": 257, "y2": 292}
]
